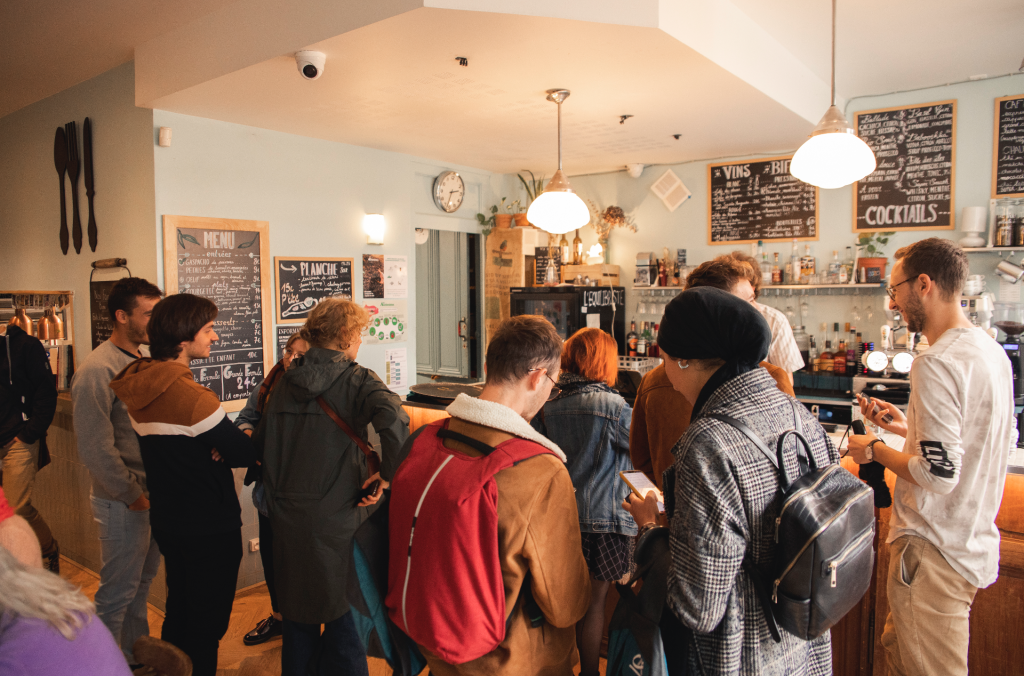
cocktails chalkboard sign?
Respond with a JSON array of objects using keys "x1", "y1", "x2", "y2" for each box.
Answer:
[
  {"x1": 275, "y1": 257, "x2": 353, "y2": 323},
  {"x1": 853, "y1": 100, "x2": 956, "y2": 232},
  {"x1": 162, "y1": 215, "x2": 273, "y2": 412},
  {"x1": 993, "y1": 94, "x2": 1024, "y2": 198},
  {"x1": 534, "y1": 247, "x2": 562, "y2": 285},
  {"x1": 708, "y1": 156, "x2": 818, "y2": 244}
]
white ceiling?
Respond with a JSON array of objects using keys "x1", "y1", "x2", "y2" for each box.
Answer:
[{"x1": 3, "y1": 0, "x2": 1024, "y2": 175}]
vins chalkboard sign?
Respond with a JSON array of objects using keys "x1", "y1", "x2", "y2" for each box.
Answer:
[
  {"x1": 275, "y1": 257, "x2": 353, "y2": 323},
  {"x1": 993, "y1": 94, "x2": 1024, "y2": 198},
  {"x1": 708, "y1": 156, "x2": 818, "y2": 244},
  {"x1": 162, "y1": 216, "x2": 273, "y2": 412},
  {"x1": 854, "y1": 100, "x2": 956, "y2": 232},
  {"x1": 534, "y1": 247, "x2": 563, "y2": 285}
]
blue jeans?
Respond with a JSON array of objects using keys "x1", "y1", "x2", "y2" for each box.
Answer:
[
  {"x1": 282, "y1": 612, "x2": 368, "y2": 676},
  {"x1": 91, "y1": 496, "x2": 162, "y2": 664}
]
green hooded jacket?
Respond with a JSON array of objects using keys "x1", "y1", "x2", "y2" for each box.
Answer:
[{"x1": 253, "y1": 346, "x2": 410, "y2": 624}]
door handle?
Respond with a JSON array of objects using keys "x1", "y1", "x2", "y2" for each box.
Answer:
[{"x1": 458, "y1": 318, "x2": 467, "y2": 344}]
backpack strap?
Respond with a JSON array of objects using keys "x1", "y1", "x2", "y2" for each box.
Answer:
[
  {"x1": 316, "y1": 395, "x2": 381, "y2": 476},
  {"x1": 743, "y1": 557, "x2": 783, "y2": 644},
  {"x1": 435, "y1": 427, "x2": 497, "y2": 456}
]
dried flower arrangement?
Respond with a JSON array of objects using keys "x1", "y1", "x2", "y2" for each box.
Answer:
[{"x1": 587, "y1": 201, "x2": 637, "y2": 257}]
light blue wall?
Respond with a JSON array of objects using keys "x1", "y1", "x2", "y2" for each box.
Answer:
[
  {"x1": 563, "y1": 73, "x2": 1024, "y2": 350},
  {"x1": 152, "y1": 110, "x2": 501, "y2": 394}
]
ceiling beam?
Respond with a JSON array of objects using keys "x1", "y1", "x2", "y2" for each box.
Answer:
[
  {"x1": 424, "y1": 0, "x2": 658, "y2": 27},
  {"x1": 135, "y1": 0, "x2": 423, "y2": 107},
  {"x1": 657, "y1": 0, "x2": 831, "y2": 125}
]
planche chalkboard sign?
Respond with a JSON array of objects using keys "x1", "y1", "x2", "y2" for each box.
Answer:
[
  {"x1": 162, "y1": 215, "x2": 273, "y2": 412},
  {"x1": 533, "y1": 247, "x2": 563, "y2": 285},
  {"x1": 993, "y1": 94, "x2": 1024, "y2": 198},
  {"x1": 275, "y1": 257, "x2": 353, "y2": 323},
  {"x1": 853, "y1": 100, "x2": 956, "y2": 232},
  {"x1": 708, "y1": 156, "x2": 818, "y2": 244}
]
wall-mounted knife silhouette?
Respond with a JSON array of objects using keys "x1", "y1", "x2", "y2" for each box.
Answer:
[
  {"x1": 84, "y1": 118, "x2": 97, "y2": 251},
  {"x1": 66, "y1": 121, "x2": 83, "y2": 253},
  {"x1": 53, "y1": 126, "x2": 69, "y2": 255}
]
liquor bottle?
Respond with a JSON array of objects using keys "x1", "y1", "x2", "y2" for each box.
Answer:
[
  {"x1": 760, "y1": 248, "x2": 773, "y2": 286},
  {"x1": 808, "y1": 336, "x2": 819, "y2": 373},
  {"x1": 649, "y1": 324, "x2": 660, "y2": 358},
  {"x1": 572, "y1": 229, "x2": 583, "y2": 265},
  {"x1": 847, "y1": 328, "x2": 858, "y2": 375},
  {"x1": 800, "y1": 244, "x2": 816, "y2": 284},
  {"x1": 832, "y1": 322, "x2": 846, "y2": 374},
  {"x1": 842, "y1": 246, "x2": 855, "y2": 283},
  {"x1": 772, "y1": 252, "x2": 782, "y2": 284},
  {"x1": 627, "y1": 321, "x2": 638, "y2": 356},
  {"x1": 819, "y1": 340, "x2": 834, "y2": 373},
  {"x1": 789, "y1": 239, "x2": 801, "y2": 284},
  {"x1": 637, "y1": 328, "x2": 647, "y2": 357}
]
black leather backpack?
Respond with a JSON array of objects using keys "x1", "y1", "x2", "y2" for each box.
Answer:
[{"x1": 710, "y1": 402, "x2": 875, "y2": 641}]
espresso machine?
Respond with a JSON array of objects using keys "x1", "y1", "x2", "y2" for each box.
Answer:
[{"x1": 994, "y1": 302, "x2": 1024, "y2": 406}]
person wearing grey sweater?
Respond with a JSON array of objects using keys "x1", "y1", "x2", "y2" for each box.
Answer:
[{"x1": 70, "y1": 277, "x2": 163, "y2": 667}]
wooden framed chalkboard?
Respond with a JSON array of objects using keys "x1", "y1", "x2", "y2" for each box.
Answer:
[
  {"x1": 993, "y1": 94, "x2": 1024, "y2": 198},
  {"x1": 853, "y1": 100, "x2": 956, "y2": 232},
  {"x1": 275, "y1": 256, "x2": 353, "y2": 323},
  {"x1": 534, "y1": 247, "x2": 563, "y2": 285},
  {"x1": 162, "y1": 215, "x2": 273, "y2": 412},
  {"x1": 708, "y1": 156, "x2": 818, "y2": 244}
]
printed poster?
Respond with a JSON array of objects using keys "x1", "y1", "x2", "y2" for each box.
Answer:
[
  {"x1": 362, "y1": 299, "x2": 407, "y2": 344},
  {"x1": 362, "y1": 254, "x2": 384, "y2": 299},
  {"x1": 384, "y1": 255, "x2": 408, "y2": 299},
  {"x1": 385, "y1": 348, "x2": 408, "y2": 389}
]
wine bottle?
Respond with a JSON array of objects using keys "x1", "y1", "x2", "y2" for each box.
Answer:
[
  {"x1": 772, "y1": 252, "x2": 782, "y2": 284},
  {"x1": 627, "y1": 321, "x2": 638, "y2": 356}
]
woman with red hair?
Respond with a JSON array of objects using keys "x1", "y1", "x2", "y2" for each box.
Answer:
[{"x1": 531, "y1": 327, "x2": 636, "y2": 676}]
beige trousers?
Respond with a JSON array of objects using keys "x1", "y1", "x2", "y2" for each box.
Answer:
[
  {"x1": 0, "y1": 438, "x2": 56, "y2": 556},
  {"x1": 882, "y1": 534, "x2": 978, "y2": 676}
]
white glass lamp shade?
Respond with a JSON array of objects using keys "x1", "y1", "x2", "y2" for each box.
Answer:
[
  {"x1": 526, "y1": 170, "x2": 591, "y2": 235},
  {"x1": 790, "y1": 132, "x2": 877, "y2": 189},
  {"x1": 790, "y1": 105, "x2": 876, "y2": 189}
]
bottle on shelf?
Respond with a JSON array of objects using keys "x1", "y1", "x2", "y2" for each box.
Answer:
[
  {"x1": 827, "y1": 251, "x2": 842, "y2": 284},
  {"x1": 842, "y1": 246, "x2": 855, "y2": 283},
  {"x1": 759, "y1": 241, "x2": 773, "y2": 286},
  {"x1": 572, "y1": 229, "x2": 583, "y2": 265},
  {"x1": 793, "y1": 326, "x2": 810, "y2": 369},
  {"x1": 559, "y1": 233, "x2": 571, "y2": 266},
  {"x1": 847, "y1": 328, "x2": 857, "y2": 375},
  {"x1": 855, "y1": 331, "x2": 864, "y2": 375},
  {"x1": 772, "y1": 253, "x2": 782, "y2": 284},
  {"x1": 809, "y1": 335, "x2": 819, "y2": 373},
  {"x1": 627, "y1": 321, "x2": 638, "y2": 356},
  {"x1": 800, "y1": 245, "x2": 816, "y2": 284},
  {"x1": 819, "y1": 340, "x2": 834, "y2": 373},
  {"x1": 649, "y1": 324, "x2": 660, "y2": 358},
  {"x1": 830, "y1": 322, "x2": 844, "y2": 375},
  {"x1": 996, "y1": 200, "x2": 1014, "y2": 247},
  {"x1": 789, "y1": 239, "x2": 801, "y2": 284},
  {"x1": 637, "y1": 324, "x2": 647, "y2": 356}
]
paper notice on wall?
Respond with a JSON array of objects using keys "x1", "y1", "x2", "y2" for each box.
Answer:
[
  {"x1": 384, "y1": 255, "x2": 408, "y2": 299},
  {"x1": 586, "y1": 313, "x2": 600, "y2": 328},
  {"x1": 363, "y1": 254, "x2": 385, "y2": 299},
  {"x1": 385, "y1": 348, "x2": 408, "y2": 389},
  {"x1": 999, "y1": 278, "x2": 1021, "y2": 302},
  {"x1": 362, "y1": 299, "x2": 407, "y2": 343}
]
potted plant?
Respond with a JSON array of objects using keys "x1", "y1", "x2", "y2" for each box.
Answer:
[
  {"x1": 856, "y1": 231, "x2": 895, "y2": 283},
  {"x1": 516, "y1": 171, "x2": 546, "y2": 228},
  {"x1": 476, "y1": 197, "x2": 520, "y2": 234}
]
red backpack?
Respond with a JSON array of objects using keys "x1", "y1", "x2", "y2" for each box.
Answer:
[{"x1": 385, "y1": 419, "x2": 555, "y2": 664}]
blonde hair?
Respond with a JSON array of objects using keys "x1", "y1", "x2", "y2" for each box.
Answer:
[
  {"x1": 0, "y1": 544, "x2": 95, "y2": 639},
  {"x1": 300, "y1": 298, "x2": 369, "y2": 350}
]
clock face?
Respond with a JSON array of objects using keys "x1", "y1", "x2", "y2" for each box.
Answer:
[{"x1": 433, "y1": 171, "x2": 465, "y2": 213}]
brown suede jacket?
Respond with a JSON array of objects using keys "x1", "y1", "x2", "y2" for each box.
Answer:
[
  {"x1": 629, "y1": 361, "x2": 795, "y2": 488},
  {"x1": 422, "y1": 415, "x2": 591, "y2": 676}
]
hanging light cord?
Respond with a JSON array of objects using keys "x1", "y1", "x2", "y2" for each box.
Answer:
[
  {"x1": 830, "y1": 0, "x2": 837, "y2": 107},
  {"x1": 557, "y1": 98, "x2": 563, "y2": 171}
]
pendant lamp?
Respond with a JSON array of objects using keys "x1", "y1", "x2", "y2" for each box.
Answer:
[
  {"x1": 526, "y1": 89, "x2": 591, "y2": 235},
  {"x1": 790, "y1": 0, "x2": 876, "y2": 189}
]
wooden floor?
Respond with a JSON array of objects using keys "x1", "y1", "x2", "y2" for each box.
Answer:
[{"x1": 63, "y1": 557, "x2": 603, "y2": 676}]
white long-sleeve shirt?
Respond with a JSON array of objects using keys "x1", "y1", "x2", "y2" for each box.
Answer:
[
  {"x1": 890, "y1": 327, "x2": 1016, "y2": 588},
  {"x1": 753, "y1": 302, "x2": 804, "y2": 373}
]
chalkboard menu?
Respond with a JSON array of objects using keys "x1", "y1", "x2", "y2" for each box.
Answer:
[
  {"x1": 708, "y1": 156, "x2": 818, "y2": 244},
  {"x1": 162, "y1": 215, "x2": 273, "y2": 412},
  {"x1": 275, "y1": 257, "x2": 353, "y2": 323},
  {"x1": 993, "y1": 94, "x2": 1024, "y2": 198},
  {"x1": 854, "y1": 100, "x2": 957, "y2": 232},
  {"x1": 277, "y1": 325, "x2": 301, "y2": 361},
  {"x1": 534, "y1": 247, "x2": 563, "y2": 285},
  {"x1": 89, "y1": 280, "x2": 119, "y2": 350}
]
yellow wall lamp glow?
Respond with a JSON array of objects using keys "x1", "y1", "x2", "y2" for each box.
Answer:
[{"x1": 363, "y1": 214, "x2": 385, "y2": 245}]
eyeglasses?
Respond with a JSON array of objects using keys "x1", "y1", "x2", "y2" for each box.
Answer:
[
  {"x1": 886, "y1": 277, "x2": 914, "y2": 302},
  {"x1": 528, "y1": 368, "x2": 561, "y2": 401}
]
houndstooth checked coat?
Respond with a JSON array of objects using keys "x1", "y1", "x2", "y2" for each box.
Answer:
[{"x1": 666, "y1": 368, "x2": 837, "y2": 675}]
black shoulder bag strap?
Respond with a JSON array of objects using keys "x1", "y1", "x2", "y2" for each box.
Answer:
[{"x1": 705, "y1": 412, "x2": 784, "y2": 643}]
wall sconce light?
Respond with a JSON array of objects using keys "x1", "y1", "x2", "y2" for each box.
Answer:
[{"x1": 363, "y1": 214, "x2": 385, "y2": 245}]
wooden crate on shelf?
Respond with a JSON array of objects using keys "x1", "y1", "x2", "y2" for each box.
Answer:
[{"x1": 561, "y1": 264, "x2": 620, "y2": 286}]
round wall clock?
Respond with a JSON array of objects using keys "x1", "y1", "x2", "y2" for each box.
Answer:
[{"x1": 432, "y1": 171, "x2": 465, "y2": 213}]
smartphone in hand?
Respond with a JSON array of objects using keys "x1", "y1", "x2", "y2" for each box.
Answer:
[
  {"x1": 620, "y1": 470, "x2": 666, "y2": 513},
  {"x1": 356, "y1": 479, "x2": 381, "y2": 506}
]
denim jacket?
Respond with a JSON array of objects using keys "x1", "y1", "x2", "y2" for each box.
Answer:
[{"x1": 532, "y1": 374, "x2": 637, "y2": 536}]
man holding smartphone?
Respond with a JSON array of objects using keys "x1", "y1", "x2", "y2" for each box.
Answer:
[{"x1": 849, "y1": 238, "x2": 1015, "y2": 676}]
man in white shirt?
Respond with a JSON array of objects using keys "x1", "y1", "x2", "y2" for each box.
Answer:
[{"x1": 849, "y1": 238, "x2": 1015, "y2": 676}]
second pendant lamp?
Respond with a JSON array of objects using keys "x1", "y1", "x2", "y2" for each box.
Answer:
[
  {"x1": 526, "y1": 89, "x2": 591, "y2": 235},
  {"x1": 789, "y1": 0, "x2": 876, "y2": 189}
]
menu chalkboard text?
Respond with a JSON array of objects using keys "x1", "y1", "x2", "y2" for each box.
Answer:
[{"x1": 993, "y1": 94, "x2": 1024, "y2": 198}]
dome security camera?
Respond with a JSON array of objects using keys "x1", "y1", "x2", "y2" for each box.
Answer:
[{"x1": 295, "y1": 51, "x2": 326, "y2": 80}]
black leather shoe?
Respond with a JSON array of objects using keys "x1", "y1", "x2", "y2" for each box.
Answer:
[{"x1": 243, "y1": 615, "x2": 282, "y2": 646}]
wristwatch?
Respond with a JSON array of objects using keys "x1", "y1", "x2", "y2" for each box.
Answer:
[{"x1": 865, "y1": 439, "x2": 884, "y2": 462}]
